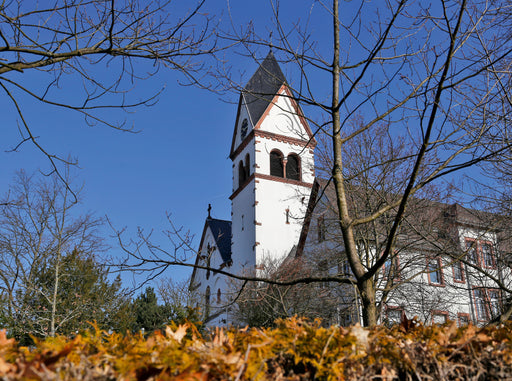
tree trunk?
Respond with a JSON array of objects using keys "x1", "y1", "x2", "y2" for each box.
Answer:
[
  {"x1": 50, "y1": 252, "x2": 60, "y2": 337},
  {"x1": 359, "y1": 279, "x2": 377, "y2": 327},
  {"x1": 331, "y1": 0, "x2": 378, "y2": 328}
]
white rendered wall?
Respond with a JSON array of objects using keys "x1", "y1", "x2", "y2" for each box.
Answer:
[
  {"x1": 195, "y1": 229, "x2": 226, "y2": 305},
  {"x1": 194, "y1": 225, "x2": 237, "y2": 325},
  {"x1": 252, "y1": 90, "x2": 315, "y2": 265},
  {"x1": 254, "y1": 179, "x2": 311, "y2": 264},
  {"x1": 231, "y1": 88, "x2": 315, "y2": 269},
  {"x1": 231, "y1": 180, "x2": 256, "y2": 273},
  {"x1": 254, "y1": 137, "x2": 315, "y2": 184},
  {"x1": 232, "y1": 138, "x2": 255, "y2": 192},
  {"x1": 258, "y1": 89, "x2": 311, "y2": 141}
]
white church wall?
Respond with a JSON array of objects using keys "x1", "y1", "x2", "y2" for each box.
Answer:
[
  {"x1": 232, "y1": 141, "x2": 255, "y2": 193},
  {"x1": 232, "y1": 102, "x2": 253, "y2": 150},
  {"x1": 193, "y1": 224, "x2": 237, "y2": 325},
  {"x1": 254, "y1": 137, "x2": 315, "y2": 185},
  {"x1": 231, "y1": 179, "x2": 257, "y2": 272},
  {"x1": 254, "y1": 178, "x2": 311, "y2": 264},
  {"x1": 258, "y1": 89, "x2": 311, "y2": 142}
]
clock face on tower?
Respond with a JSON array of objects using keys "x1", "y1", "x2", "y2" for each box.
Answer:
[{"x1": 240, "y1": 118, "x2": 248, "y2": 139}]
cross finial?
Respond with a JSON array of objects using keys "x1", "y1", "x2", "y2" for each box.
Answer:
[{"x1": 207, "y1": 204, "x2": 212, "y2": 219}]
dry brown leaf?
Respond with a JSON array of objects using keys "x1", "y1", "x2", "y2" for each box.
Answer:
[
  {"x1": 166, "y1": 324, "x2": 189, "y2": 344},
  {"x1": 350, "y1": 324, "x2": 369, "y2": 349}
]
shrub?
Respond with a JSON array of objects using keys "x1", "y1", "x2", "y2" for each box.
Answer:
[{"x1": 0, "y1": 318, "x2": 511, "y2": 380}]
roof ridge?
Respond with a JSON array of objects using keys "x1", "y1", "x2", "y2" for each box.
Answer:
[{"x1": 241, "y1": 51, "x2": 287, "y2": 127}]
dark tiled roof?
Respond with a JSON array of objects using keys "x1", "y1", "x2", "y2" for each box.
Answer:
[
  {"x1": 243, "y1": 51, "x2": 286, "y2": 125},
  {"x1": 207, "y1": 218, "x2": 232, "y2": 263},
  {"x1": 299, "y1": 177, "x2": 511, "y2": 255}
]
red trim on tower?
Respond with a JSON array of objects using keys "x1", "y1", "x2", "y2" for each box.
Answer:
[
  {"x1": 230, "y1": 130, "x2": 255, "y2": 160},
  {"x1": 229, "y1": 173, "x2": 255, "y2": 200},
  {"x1": 280, "y1": 85, "x2": 316, "y2": 144},
  {"x1": 230, "y1": 84, "x2": 317, "y2": 159},
  {"x1": 254, "y1": 173, "x2": 313, "y2": 188},
  {"x1": 229, "y1": 173, "x2": 313, "y2": 200},
  {"x1": 255, "y1": 130, "x2": 316, "y2": 148}
]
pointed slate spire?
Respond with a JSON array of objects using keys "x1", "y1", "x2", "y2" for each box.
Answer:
[{"x1": 243, "y1": 51, "x2": 287, "y2": 126}]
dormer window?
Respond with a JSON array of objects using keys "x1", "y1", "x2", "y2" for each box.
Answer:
[{"x1": 270, "y1": 150, "x2": 284, "y2": 177}]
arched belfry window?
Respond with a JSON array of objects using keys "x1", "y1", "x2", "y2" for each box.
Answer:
[
  {"x1": 245, "y1": 153, "x2": 250, "y2": 178},
  {"x1": 286, "y1": 154, "x2": 300, "y2": 181},
  {"x1": 270, "y1": 150, "x2": 284, "y2": 177},
  {"x1": 238, "y1": 160, "x2": 246, "y2": 187}
]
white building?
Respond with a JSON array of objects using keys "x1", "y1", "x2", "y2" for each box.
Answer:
[
  {"x1": 190, "y1": 52, "x2": 316, "y2": 325},
  {"x1": 298, "y1": 180, "x2": 511, "y2": 327},
  {"x1": 190, "y1": 53, "x2": 510, "y2": 326}
]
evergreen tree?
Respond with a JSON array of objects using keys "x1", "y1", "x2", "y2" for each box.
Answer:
[
  {"x1": 0, "y1": 171, "x2": 132, "y2": 343},
  {"x1": 132, "y1": 287, "x2": 172, "y2": 333},
  {"x1": 12, "y1": 249, "x2": 132, "y2": 343}
]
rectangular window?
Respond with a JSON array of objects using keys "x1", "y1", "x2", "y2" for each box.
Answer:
[
  {"x1": 452, "y1": 261, "x2": 465, "y2": 283},
  {"x1": 466, "y1": 239, "x2": 478, "y2": 264},
  {"x1": 339, "y1": 260, "x2": 351, "y2": 276},
  {"x1": 432, "y1": 311, "x2": 449, "y2": 325},
  {"x1": 383, "y1": 255, "x2": 400, "y2": 281},
  {"x1": 318, "y1": 260, "x2": 330, "y2": 288},
  {"x1": 339, "y1": 311, "x2": 352, "y2": 326},
  {"x1": 385, "y1": 307, "x2": 403, "y2": 327},
  {"x1": 474, "y1": 289, "x2": 488, "y2": 321},
  {"x1": 481, "y1": 242, "x2": 496, "y2": 269},
  {"x1": 457, "y1": 313, "x2": 470, "y2": 326},
  {"x1": 473, "y1": 288, "x2": 501, "y2": 322},
  {"x1": 488, "y1": 289, "x2": 501, "y2": 319},
  {"x1": 427, "y1": 257, "x2": 444, "y2": 286},
  {"x1": 465, "y1": 239, "x2": 495, "y2": 268}
]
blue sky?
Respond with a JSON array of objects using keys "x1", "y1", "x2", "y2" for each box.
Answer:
[
  {"x1": 0, "y1": 1, "x2": 324, "y2": 286},
  {"x1": 1, "y1": 1, "x2": 496, "y2": 288}
]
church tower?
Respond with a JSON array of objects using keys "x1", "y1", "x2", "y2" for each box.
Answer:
[{"x1": 229, "y1": 52, "x2": 316, "y2": 272}]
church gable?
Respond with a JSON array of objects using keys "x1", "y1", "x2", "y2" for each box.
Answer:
[
  {"x1": 243, "y1": 51, "x2": 286, "y2": 125},
  {"x1": 230, "y1": 51, "x2": 315, "y2": 158},
  {"x1": 230, "y1": 100, "x2": 253, "y2": 158},
  {"x1": 190, "y1": 217, "x2": 232, "y2": 289},
  {"x1": 256, "y1": 85, "x2": 313, "y2": 143}
]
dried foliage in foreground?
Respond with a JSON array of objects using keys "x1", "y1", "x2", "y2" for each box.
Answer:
[{"x1": 0, "y1": 317, "x2": 511, "y2": 380}]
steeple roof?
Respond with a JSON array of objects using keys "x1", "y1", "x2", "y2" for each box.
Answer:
[
  {"x1": 242, "y1": 51, "x2": 286, "y2": 126},
  {"x1": 229, "y1": 51, "x2": 315, "y2": 159}
]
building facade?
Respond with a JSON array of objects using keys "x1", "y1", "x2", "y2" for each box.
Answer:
[{"x1": 190, "y1": 53, "x2": 510, "y2": 327}]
